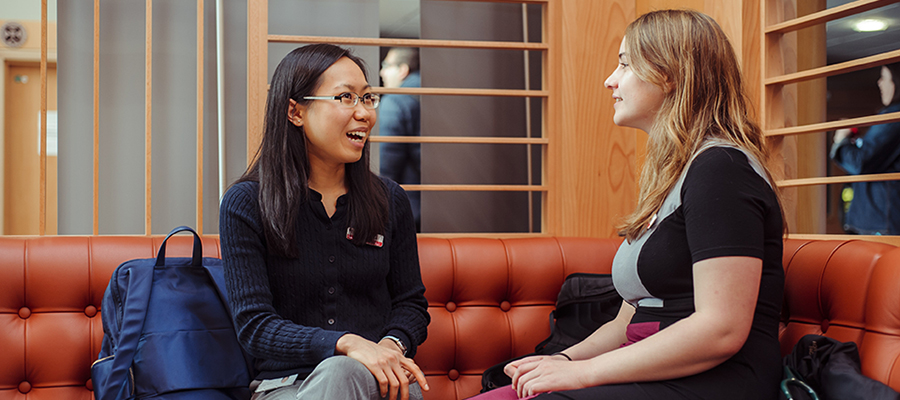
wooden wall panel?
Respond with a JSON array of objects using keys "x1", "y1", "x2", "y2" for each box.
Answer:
[
  {"x1": 765, "y1": 0, "x2": 801, "y2": 233},
  {"x1": 247, "y1": 0, "x2": 267, "y2": 165},
  {"x1": 549, "y1": 0, "x2": 636, "y2": 238},
  {"x1": 742, "y1": 0, "x2": 762, "y2": 116}
]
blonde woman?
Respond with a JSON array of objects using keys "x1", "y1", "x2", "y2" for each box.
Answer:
[{"x1": 471, "y1": 9, "x2": 785, "y2": 400}]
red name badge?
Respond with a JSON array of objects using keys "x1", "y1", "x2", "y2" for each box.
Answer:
[{"x1": 346, "y1": 228, "x2": 384, "y2": 248}]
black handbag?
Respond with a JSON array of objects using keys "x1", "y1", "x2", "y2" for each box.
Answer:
[{"x1": 781, "y1": 334, "x2": 900, "y2": 400}]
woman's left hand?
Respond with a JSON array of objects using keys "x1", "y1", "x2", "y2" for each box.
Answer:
[{"x1": 511, "y1": 356, "x2": 590, "y2": 398}]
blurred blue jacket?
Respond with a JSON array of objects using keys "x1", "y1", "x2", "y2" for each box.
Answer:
[{"x1": 831, "y1": 102, "x2": 900, "y2": 234}]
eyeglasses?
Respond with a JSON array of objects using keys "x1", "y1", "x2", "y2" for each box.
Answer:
[{"x1": 302, "y1": 92, "x2": 380, "y2": 109}]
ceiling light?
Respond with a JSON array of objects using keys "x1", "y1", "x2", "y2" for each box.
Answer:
[{"x1": 853, "y1": 19, "x2": 888, "y2": 32}]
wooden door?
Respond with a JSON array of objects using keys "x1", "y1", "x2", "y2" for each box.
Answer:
[{"x1": 4, "y1": 62, "x2": 58, "y2": 235}]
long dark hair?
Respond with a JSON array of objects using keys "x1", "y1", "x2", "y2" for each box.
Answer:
[{"x1": 236, "y1": 44, "x2": 388, "y2": 257}]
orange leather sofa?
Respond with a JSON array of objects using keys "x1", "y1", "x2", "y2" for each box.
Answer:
[{"x1": 2, "y1": 236, "x2": 900, "y2": 400}]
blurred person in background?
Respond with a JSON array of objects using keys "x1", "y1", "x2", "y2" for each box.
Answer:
[
  {"x1": 379, "y1": 47, "x2": 421, "y2": 231},
  {"x1": 831, "y1": 62, "x2": 900, "y2": 235}
]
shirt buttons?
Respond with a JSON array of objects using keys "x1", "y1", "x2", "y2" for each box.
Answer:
[
  {"x1": 328, "y1": 287, "x2": 335, "y2": 294},
  {"x1": 328, "y1": 255, "x2": 335, "y2": 263},
  {"x1": 327, "y1": 318, "x2": 335, "y2": 325}
]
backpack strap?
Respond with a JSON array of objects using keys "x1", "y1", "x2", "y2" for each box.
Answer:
[
  {"x1": 156, "y1": 225, "x2": 203, "y2": 266},
  {"x1": 102, "y1": 259, "x2": 153, "y2": 399},
  {"x1": 533, "y1": 310, "x2": 558, "y2": 353},
  {"x1": 203, "y1": 262, "x2": 256, "y2": 375}
]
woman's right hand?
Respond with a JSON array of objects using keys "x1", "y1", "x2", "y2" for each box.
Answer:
[
  {"x1": 336, "y1": 333, "x2": 429, "y2": 400},
  {"x1": 503, "y1": 354, "x2": 567, "y2": 379}
]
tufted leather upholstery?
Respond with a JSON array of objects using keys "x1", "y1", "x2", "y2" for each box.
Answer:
[
  {"x1": 0, "y1": 235, "x2": 221, "y2": 400},
  {"x1": 414, "y1": 237, "x2": 621, "y2": 399},
  {"x1": 780, "y1": 239, "x2": 900, "y2": 392},
  {"x1": 1, "y1": 235, "x2": 899, "y2": 400}
]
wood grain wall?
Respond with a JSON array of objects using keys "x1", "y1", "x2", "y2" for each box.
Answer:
[{"x1": 546, "y1": 0, "x2": 637, "y2": 238}]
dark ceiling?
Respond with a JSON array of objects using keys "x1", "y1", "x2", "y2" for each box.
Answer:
[{"x1": 826, "y1": 0, "x2": 900, "y2": 64}]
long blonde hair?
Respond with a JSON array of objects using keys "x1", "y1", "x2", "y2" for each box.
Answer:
[{"x1": 618, "y1": 9, "x2": 782, "y2": 241}]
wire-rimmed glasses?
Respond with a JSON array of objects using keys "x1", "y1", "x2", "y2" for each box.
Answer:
[{"x1": 302, "y1": 92, "x2": 381, "y2": 109}]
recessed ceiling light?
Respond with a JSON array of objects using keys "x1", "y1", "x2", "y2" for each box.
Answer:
[{"x1": 853, "y1": 18, "x2": 888, "y2": 32}]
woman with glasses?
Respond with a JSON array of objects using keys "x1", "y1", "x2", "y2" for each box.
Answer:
[
  {"x1": 220, "y1": 44, "x2": 430, "y2": 400},
  {"x1": 471, "y1": 9, "x2": 784, "y2": 400}
]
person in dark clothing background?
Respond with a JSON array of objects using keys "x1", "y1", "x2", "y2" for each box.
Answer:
[
  {"x1": 831, "y1": 62, "x2": 900, "y2": 235},
  {"x1": 379, "y1": 47, "x2": 422, "y2": 231}
]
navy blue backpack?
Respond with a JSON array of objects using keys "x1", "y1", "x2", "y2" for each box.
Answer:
[{"x1": 91, "y1": 226, "x2": 253, "y2": 400}]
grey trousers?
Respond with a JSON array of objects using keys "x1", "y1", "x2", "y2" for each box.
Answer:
[{"x1": 250, "y1": 356, "x2": 424, "y2": 400}]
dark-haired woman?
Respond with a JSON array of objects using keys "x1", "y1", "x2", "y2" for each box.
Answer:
[
  {"x1": 220, "y1": 44, "x2": 430, "y2": 400},
  {"x1": 831, "y1": 62, "x2": 900, "y2": 235}
]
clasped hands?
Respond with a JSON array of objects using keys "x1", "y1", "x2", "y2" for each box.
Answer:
[
  {"x1": 504, "y1": 354, "x2": 588, "y2": 398},
  {"x1": 336, "y1": 333, "x2": 429, "y2": 400}
]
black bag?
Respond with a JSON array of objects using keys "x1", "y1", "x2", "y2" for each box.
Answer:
[
  {"x1": 91, "y1": 226, "x2": 253, "y2": 400},
  {"x1": 780, "y1": 334, "x2": 900, "y2": 400},
  {"x1": 480, "y1": 273, "x2": 622, "y2": 392}
]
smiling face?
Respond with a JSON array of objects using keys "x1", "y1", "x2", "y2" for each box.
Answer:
[
  {"x1": 290, "y1": 57, "x2": 377, "y2": 169},
  {"x1": 604, "y1": 37, "x2": 668, "y2": 133}
]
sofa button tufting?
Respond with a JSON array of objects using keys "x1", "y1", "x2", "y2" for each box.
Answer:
[
  {"x1": 820, "y1": 319, "x2": 829, "y2": 333},
  {"x1": 445, "y1": 302, "x2": 457, "y2": 312},
  {"x1": 85, "y1": 305, "x2": 98, "y2": 317},
  {"x1": 18, "y1": 307, "x2": 31, "y2": 319},
  {"x1": 18, "y1": 381, "x2": 31, "y2": 393},
  {"x1": 500, "y1": 301, "x2": 511, "y2": 311},
  {"x1": 448, "y1": 369, "x2": 460, "y2": 381}
]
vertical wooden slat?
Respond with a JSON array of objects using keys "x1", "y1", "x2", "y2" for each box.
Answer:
[
  {"x1": 217, "y1": 0, "x2": 227, "y2": 201},
  {"x1": 39, "y1": 0, "x2": 48, "y2": 236},
  {"x1": 197, "y1": 0, "x2": 205, "y2": 234},
  {"x1": 247, "y1": 0, "x2": 268, "y2": 165},
  {"x1": 743, "y1": 0, "x2": 762, "y2": 119},
  {"x1": 764, "y1": 0, "x2": 797, "y2": 230},
  {"x1": 543, "y1": 0, "x2": 557, "y2": 234},
  {"x1": 522, "y1": 4, "x2": 534, "y2": 233},
  {"x1": 94, "y1": 0, "x2": 101, "y2": 235},
  {"x1": 794, "y1": 0, "x2": 827, "y2": 234},
  {"x1": 146, "y1": 0, "x2": 153, "y2": 236}
]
